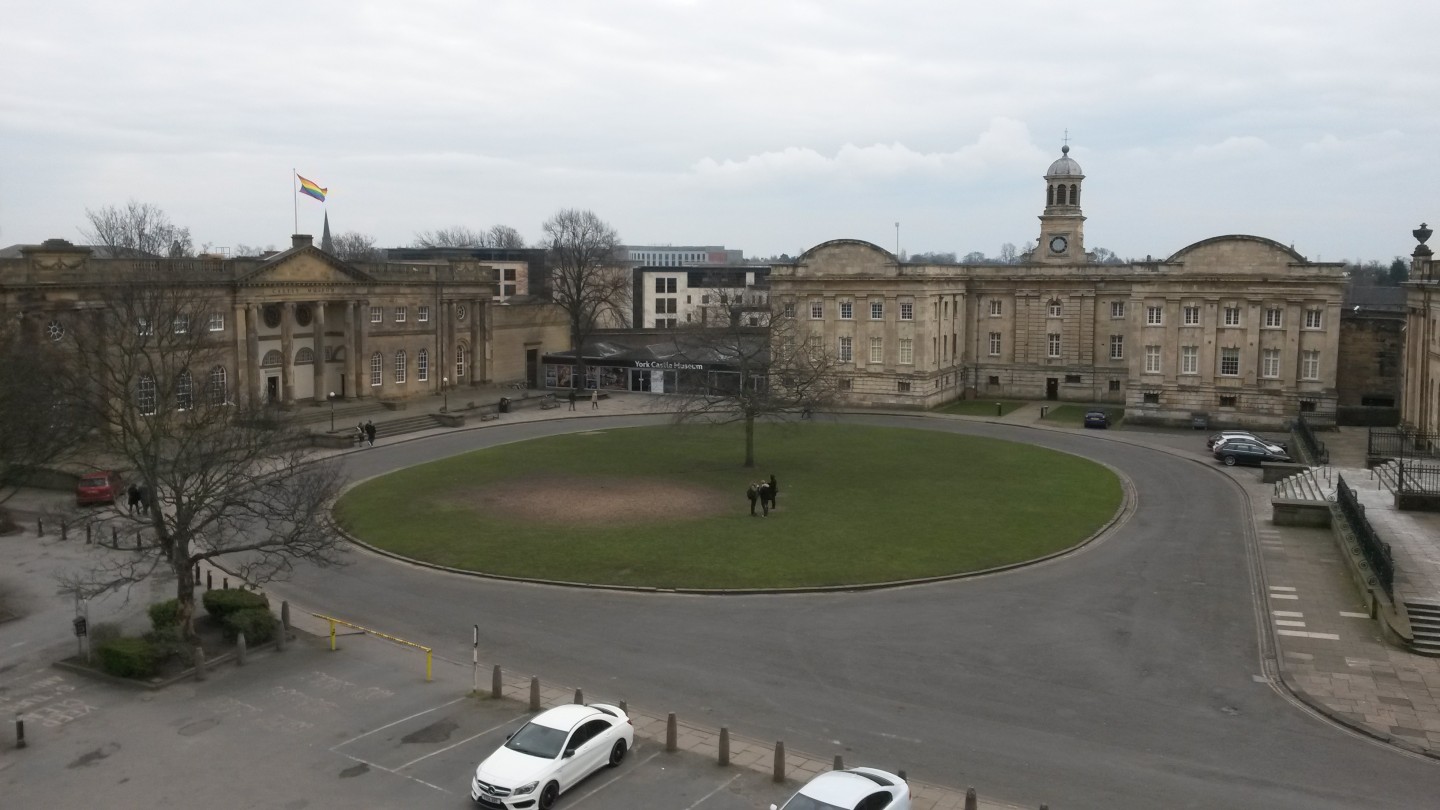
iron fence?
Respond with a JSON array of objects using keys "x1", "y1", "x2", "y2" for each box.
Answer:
[
  {"x1": 1396, "y1": 459, "x2": 1440, "y2": 496},
  {"x1": 1368, "y1": 427, "x2": 1440, "y2": 495},
  {"x1": 1295, "y1": 412, "x2": 1330, "y2": 465},
  {"x1": 1335, "y1": 475, "x2": 1395, "y2": 598}
]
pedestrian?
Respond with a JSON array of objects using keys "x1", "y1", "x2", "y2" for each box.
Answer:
[
  {"x1": 364, "y1": 420, "x2": 376, "y2": 447},
  {"x1": 568, "y1": 389, "x2": 577, "y2": 411},
  {"x1": 126, "y1": 483, "x2": 142, "y2": 514},
  {"x1": 757, "y1": 481, "x2": 772, "y2": 517},
  {"x1": 590, "y1": 389, "x2": 599, "y2": 409},
  {"x1": 746, "y1": 483, "x2": 759, "y2": 516},
  {"x1": 355, "y1": 423, "x2": 365, "y2": 447},
  {"x1": 768, "y1": 474, "x2": 778, "y2": 510}
]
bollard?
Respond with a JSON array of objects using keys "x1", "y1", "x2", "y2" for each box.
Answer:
[
  {"x1": 15, "y1": 714, "x2": 25, "y2": 749},
  {"x1": 833, "y1": 755, "x2": 844, "y2": 771},
  {"x1": 529, "y1": 677, "x2": 540, "y2": 711},
  {"x1": 491, "y1": 665, "x2": 502, "y2": 699},
  {"x1": 222, "y1": 577, "x2": 229, "y2": 589},
  {"x1": 1039, "y1": 805, "x2": 1048, "y2": 810},
  {"x1": 965, "y1": 787, "x2": 977, "y2": 810},
  {"x1": 236, "y1": 632, "x2": 247, "y2": 666},
  {"x1": 111, "y1": 526, "x2": 117, "y2": 545},
  {"x1": 574, "y1": 688, "x2": 583, "y2": 705},
  {"x1": 37, "y1": 519, "x2": 43, "y2": 536},
  {"x1": 718, "y1": 727, "x2": 729, "y2": 766},
  {"x1": 193, "y1": 647, "x2": 207, "y2": 682},
  {"x1": 772, "y1": 741, "x2": 786, "y2": 782},
  {"x1": 61, "y1": 521, "x2": 68, "y2": 541},
  {"x1": 666, "y1": 713, "x2": 678, "y2": 752},
  {"x1": 206, "y1": 571, "x2": 213, "y2": 590},
  {"x1": 995, "y1": 402, "x2": 1002, "y2": 416},
  {"x1": 86, "y1": 524, "x2": 92, "y2": 544},
  {"x1": 619, "y1": 700, "x2": 627, "y2": 714},
  {"x1": 277, "y1": 602, "x2": 289, "y2": 651},
  {"x1": 898, "y1": 769, "x2": 906, "y2": 780}
]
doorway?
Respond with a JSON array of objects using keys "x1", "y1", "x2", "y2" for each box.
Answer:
[
  {"x1": 266, "y1": 376, "x2": 280, "y2": 403},
  {"x1": 1046, "y1": 378, "x2": 1058, "y2": 400},
  {"x1": 525, "y1": 349, "x2": 539, "y2": 388}
]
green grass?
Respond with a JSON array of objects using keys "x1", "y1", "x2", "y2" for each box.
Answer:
[
  {"x1": 335, "y1": 424, "x2": 1122, "y2": 589},
  {"x1": 936, "y1": 400, "x2": 1027, "y2": 417},
  {"x1": 1041, "y1": 404, "x2": 1125, "y2": 427}
]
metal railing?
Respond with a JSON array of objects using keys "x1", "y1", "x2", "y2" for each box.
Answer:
[
  {"x1": 1335, "y1": 475, "x2": 1395, "y2": 598},
  {"x1": 1294, "y1": 412, "x2": 1329, "y2": 465},
  {"x1": 1396, "y1": 459, "x2": 1440, "y2": 496}
]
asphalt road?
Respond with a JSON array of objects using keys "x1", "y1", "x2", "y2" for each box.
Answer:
[{"x1": 276, "y1": 413, "x2": 1440, "y2": 809}]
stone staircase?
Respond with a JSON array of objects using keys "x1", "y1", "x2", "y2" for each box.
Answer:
[
  {"x1": 1405, "y1": 601, "x2": 1440, "y2": 657},
  {"x1": 1271, "y1": 467, "x2": 1333, "y2": 502}
]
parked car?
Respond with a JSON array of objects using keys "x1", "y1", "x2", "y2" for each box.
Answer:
[
  {"x1": 75, "y1": 471, "x2": 124, "y2": 506},
  {"x1": 1213, "y1": 439, "x2": 1293, "y2": 467},
  {"x1": 471, "y1": 703, "x2": 632, "y2": 809},
  {"x1": 1206, "y1": 431, "x2": 1287, "y2": 452},
  {"x1": 1083, "y1": 410, "x2": 1110, "y2": 429},
  {"x1": 770, "y1": 767, "x2": 912, "y2": 810}
]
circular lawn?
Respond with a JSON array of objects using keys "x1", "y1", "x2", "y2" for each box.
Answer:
[{"x1": 333, "y1": 423, "x2": 1123, "y2": 590}]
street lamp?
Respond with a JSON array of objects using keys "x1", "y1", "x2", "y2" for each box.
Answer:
[
  {"x1": 441, "y1": 376, "x2": 449, "y2": 413},
  {"x1": 327, "y1": 391, "x2": 337, "y2": 431}
]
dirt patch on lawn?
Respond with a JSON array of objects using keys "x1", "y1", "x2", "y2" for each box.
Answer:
[{"x1": 444, "y1": 474, "x2": 731, "y2": 524}]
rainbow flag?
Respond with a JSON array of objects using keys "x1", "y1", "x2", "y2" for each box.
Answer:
[{"x1": 297, "y1": 174, "x2": 327, "y2": 202}]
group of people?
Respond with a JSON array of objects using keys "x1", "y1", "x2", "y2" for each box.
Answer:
[
  {"x1": 355, "y1": 420, "x2": 376, "y2": 447},
  {"x1": 746, "y1": 475, "x2": 779, "y2": 517},
  {"x1": 566, "y1": 389, "x2": 601, "y2": 410}
]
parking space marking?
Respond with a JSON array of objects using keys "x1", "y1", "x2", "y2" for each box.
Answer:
[
  {"x1": 682, "y1": 771, "x2": 744, "y2": 810},
  {"x1": 1272, "y1": 611, "x2": 1304, "y2": 618},
  {"x1": 1340, "y1": 611, "x2": 1371, "y2": 618},
  {"x1": 396, "y1": 711, "x2": 530, "y2": 770},
  {"x1": 333, "y1": 696, "x2": 468, "y2": 749},
  {"x1": 1269, "y1": 593, "x2": 1300, "y2": 600},
  {"x1": 1269, "y1": 586, "x2": 1298, "y2": 592},
  {"x1": 564, "y1": 748, "x2": 662, "y2": 808},
  {"x1": 1277, "y1": 630, "x2": 1341, "y2": 640},
  {"x1": 1275, "y1": 620, "x2": 1307, "y2": 627},
  {"x1": 336, "y1": 752, "x2": 451, "y2": 795}
]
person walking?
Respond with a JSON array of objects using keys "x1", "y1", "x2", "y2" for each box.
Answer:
[
  {"x1": 757, "y1": 481, "x2": 772, "y2": 517},
  {"x1": 568, "y1": 389, "x2": 577, "y2": 411},
  {"x1": 590, "y1": 389, "x2": 599, "y2": 409},
  {"x1": 746, "y1": 483, "x2": 759, "y2": 516},
  {"x1": 355, "y1": 423, "x2": 366, "y2": 447},
  {"x1": 768, "y1": 474, "x2": 779, "y2": 510},
  {"x1": 363, "y1": 420, "x2": 376, "y2": 447}
]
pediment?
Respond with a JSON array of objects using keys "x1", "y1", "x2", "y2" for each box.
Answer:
[
  {"x1": 795, "y1": 239, "x2": 899, "y2": 276},
  {"x1": 239, "y1": 247, "x2": 373, "y2": 285}
]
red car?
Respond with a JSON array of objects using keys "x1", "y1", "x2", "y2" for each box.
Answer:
[{"x1": 75, "y1": 471, "x2": 124, "y2": 506}]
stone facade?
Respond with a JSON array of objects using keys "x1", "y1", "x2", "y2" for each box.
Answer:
[{"x1": 1403, "y1": 227, "x2": 1440, "y2": 435}]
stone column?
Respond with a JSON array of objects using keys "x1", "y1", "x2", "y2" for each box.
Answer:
[
  {"x1": 312, "y1": 301, "x2": 327, "y2": 403},
  {"x1": 344, "y1": 301, "x2": 357, "y2": 399},
  {"x1": 354, "y1": 300, "x2": 368, "y2": 399},
  {"x1": 245, "y1": 304, "x2": 260, "y2": 407},
  {"x1": 234, "y1": 302, "x2": 250, "y2": 407},
  {"x1": 280, "y1": 302, "x2": 295, "y2": 404},
  {"x1": 471, "y1": 299, "x2": 485, "y2": 386}
]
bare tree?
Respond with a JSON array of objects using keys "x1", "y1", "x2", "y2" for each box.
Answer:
[
  {"x1": 413, "y1": 226, "x2": 487, "y2": 248},
  {"x1": 57, "y1": 274, "x2": 345, "y2": 647},
  {"x1": 541, "y1": 209, "x2": 628, "y2": 387},
  {"x1": 330, "y1": 231, "x2": 380, "y2": 262},
  {"x1": 960, "y1": 251, "x2": 988, "y2": 265},
  {"x1": 81, "y1": 201, "x2": 193, "y2": 258},
  {"x1": 487, "y1": 224, "x2": 526, "y2": 249},
  {"x1": 0, "y1": 320, "x2": 87, "y2": 511},
  {"x1": 997, "y1": 243, "x2": 1019, "y2": 264},
  {"x1": 665, "y1": 291, "x2": 840, "y2": 468}
]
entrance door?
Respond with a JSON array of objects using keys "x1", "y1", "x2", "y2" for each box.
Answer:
[
  {"x1": 1046, "y1": 378, "x2": 1058, "y2": 400},
  {"x1": 525, "y1": 349, "x2": 539, "y2": 388},
  {"x1": 630, "y1": 370, "x2": 651, "y2": 392},
  {"x1": 266, "y1": 376, "x2": 280, "y2": 403}
]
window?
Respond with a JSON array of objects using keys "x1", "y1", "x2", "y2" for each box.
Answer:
[
  {"x1": 1264, "y1": 308, "x2": 1283, "y2": 328},
  {"x1": 988, "y1": 332, "x2": 1001, "y2": 356},
  {"x1": 1183, "y1": 305, "x2": 1200, "y2": 325},
  {"x1": 838, "y1": 336, "x2": 853, "y2": 362},
  {"x1": 899, "y1": 338, "x2": 913, "y2": 364},
  {"x1": 1047, "y1": 333, "x2": 1061, "y2": 357},
  {"x1": 173, "y1": 315, "x2": 189, "y2": 334},
  {"x1": 1145, "y1": 345, "x2": 1161, "y2": 373},
  {"x1": 456, "y1": 345, "x2": 466, "y2": 378},
  {"x1": 1219, "y1": 395, "x2": 1237, "y2": 408},
  {"x1": 869, "y1": 337, "x2": 883, "y2": 364},
  {"x1": 1301, "y1": 350, "x2": 1320, "y2": 380},
  {"x1": 176, "y1": 370, "x2": 193, "y2": 411},
  {"x1": 838, "y1": 378, "x2": 852, "y2": 391},
  {"x1": 987, "y1": 375, "x2": 1000, "y2": 385},
  {"x1": 654, "y1": 278, "x2": 676, "y2": 293},
  {"x1": 900, "y1": 302, "x2": 913, "y2": 320},
  {"x1": 810, "y1": 300, "x2": 823, "y2": 319},
  {"x1": 370, "y1": 352, "x2": 383, "y2": 387},
  {"x1": 1065, "y1": 374, "x2": 1082, "y2": 384},
  {"x1": 1220, "y1": 347, "x2": 1240, "y2": 376},
  {"x1": 137, "y1": 317, "x2": 154, "y2": 336},
  {"x1": 1143, "y1": 391, "x2": 1160, "y2": 404},
  {"x1": 1300, "y1": 400, "x2": 1317, "y2": 413},
  {"x1": 1181, "y1": 346, "x2": 1198, "y2": 375},
  {"x1": 395, "y1": 306, "x2": 407, "y2": 323},
  {"x1": 1049, "y1": 300, "x2": 1063, "y2": 317},
  {"x1": 1262, "y1": 348, "x2": 1280, "y2": 378},
  {"x1": 370, "y1": 306, "x2": 382, "y2": 324},
  {"x1": 418, "y1": 306, "x2": 430, "y2": 323},
  {"x1": 1223, "y1": 306, "x2": 1241, "y2": 326},
  {"x1": 456, "y1": 305, "x2": 467, "y2": 321},
  {"x1": 783, "y1": 301, "x2": 795, "y2": 318},
  {"x1": 1304, "y1": 309, "x2": 1323, "y2": 329},
  {"x1": 208, "y1": 366, "x2": 227, "y2": 405},
  {"x1": 1109, "y1": 335, "x2": 1124, "y2": 360},
  {"x1": 989, "y1": 299, "x2": 1002, "y2": 316},
  {"x1": 1111, "y1": 301, "x2": 1126, "y2": 318},
  {"x1": 839, "y1": 301, "x2": 853, "y2": 320},
  {"x1": 394, "y1": 351, "x2": 407, "y2": 383},
  {"x1": 1108, "y1": 379, "x2": 1121, "y2": 392},
  {"x1": 504, "y1": 268, "x2": 517, "y2": 281},
  {"x1": 295, "y1": 347, "x2": 314, "y2": 365},
  {"x1": 1146, "y1": 306, "x2": 1162, "y2": 326},
  {"x1": 897, "y1": 381, "x2": 911, "y2": 393},
  {"x1": 417, "y1": 348, "x2": 429, "y2": 382},
  {"x1": 871, "y1": 301, "x2": 883, "y2": 320},
  {"x1": 137, "y1": 374, "x2": 157, "y2": 415},
  {"x1": 208, "y1": 312, "x2": 225, "y2": 332}
]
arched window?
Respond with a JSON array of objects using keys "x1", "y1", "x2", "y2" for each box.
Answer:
[
  {"x1": 137, "y1": 374, "x2": 157, "y2": 415},
  {"x1": 1055, "y1": 184, "x2": 1067, "y2": 205},
  {"x1": 455, "y1": 344, "x2": 467, "y2": 379},
  {"x1": 370, "y1": 352, "x2": 383, "y2": 387},
  {"x1": 295, "y1": 347, "x2": 314, "y2": 365},
  {"x1": 417, "y1": 348, "x2": 429, "y2": 382},
  {"x1": 1047, "y1": 185, "x2": 1054, "y2": 206},
  {"x1": 1070, "y1": 183, "x2": 1079, "y2": 205},
  {"x1": 1049, "y1": 299, "x2": 1063, "y2": 317},
  {"x1": 261, "y1": 349, "x2": 283, "y2": 368},
  {"x1": 394, "y1": 350, "x2": 408, "y2": 383},
  {"x1": 208, "y1": 366, "x2": 228, "y2": 406},
  {"x1": 176, "y1": 369, "x2": 194, "y2": 411}
]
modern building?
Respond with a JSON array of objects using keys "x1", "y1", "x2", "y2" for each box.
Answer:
[
  {"x1": 632, "y1": 265, "x2": 770, "y2": 329},
  {"x1": 767, "y1": 147, "x2": 1348, "y2": 428},
  {"x1": 621, "y1": 245, "x2": 744, "y2": 267}
]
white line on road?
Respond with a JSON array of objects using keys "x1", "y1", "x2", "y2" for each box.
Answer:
[
  {"x1": 335, "y1": 752, "x2": 450, "y2": 794},
  {"x1": 682, "y1": 772, "x2": 745, "y2": 810},
  {"x1": 1268, "y1": 586, "x2": 1298, "y2": 592},
  {"x1": 1340, "y1": 611, "x2": 1371, "y2": 618},
  {"x1": 397, "y1": 710, "x2": 531, "y2": 770},
  {"x1": 1271, "y1": 611, "x2": 1304, "y2": 617},
  {"x1": 1269, "y1": 594, "x2": 1300, "y2": 600},
  {"x1": 1275, "y1": 620, "x2": 1307, "y2": 627},
  {"x1": 1277, "y1": 630, "x2": 1340, "y2": 640},
  {"x1": 332, "y1": 696, "x2": 469, "y2": 749},
  {"x1": 566, "y1": 748, "x2": 662, "y2": 807}
]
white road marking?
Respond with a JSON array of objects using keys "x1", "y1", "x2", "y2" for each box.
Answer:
[
  {"x1": 1340, "y1": 611, "x2": 1370, "y2": 618},
  {"x1": 1269, "y1": 586, "x2": 1298, "y2": 592},
  {"x1": 681, "y1": 771, "x2": 744, "y2": 810},
  {"x1": 1269, "y1": 594, "x2": 1300, "y2": 600},
  {"x1": 1272, "y1": 611, "x2": 1304, "y2": 617},
  {"x1": 566, "y1": 748, "x2": 662, "y2": 807},
  {"x1": 333, "y1": 696, "x2": 468, "y2": 748},
  {"x1": 1277, "y1": 630, "x2": 1340, "y2": 640},
  {"x1": 335, "y1": 752, "x2": 449, "y2": 794},
  {"x1": 396, "y1": 711, "x2": 530, "y2": 770},
  {"x1": 1275, "y1": 620, "x2": 1307, "y2": 627}
]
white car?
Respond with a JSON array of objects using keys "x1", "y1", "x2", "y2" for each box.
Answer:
[
  {"x1": 471, "y1": 703, "x2": 632, "y2": 809},
  {"x1": 770, "y1": 767, "x2": 912, "y2": 810}
]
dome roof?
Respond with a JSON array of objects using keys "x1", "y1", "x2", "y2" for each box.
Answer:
[{"x1": 1046, "y1": 145, "x2": 1083, "y2": 177}]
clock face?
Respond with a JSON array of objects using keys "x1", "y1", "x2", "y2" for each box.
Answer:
[{"x1": 1050, "y1": 236, "x2": 1068, "y2": 254}]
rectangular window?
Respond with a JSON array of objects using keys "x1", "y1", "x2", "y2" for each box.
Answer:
[
  {"x1": 900, "y1": 302, "x2": 914, "y2": 320},
  {"x1": 1111, "y1": 301, "x2": 1126, "y2": 318},
  {"x1": 839, "y1": 301, "x2": 853, "y2": 320},
  {"x1": 838, "y1": 336, "x2": 853, "y2": 362},
  {"x1": 1183, "y1": 305, "x2": 1200, "y2": 325},
  {"x1": 1223, "y1": 306, "x2": 1241, "y2": 326},
  {"x1": 370, "y1": 353, "x2": 382, "y2": 386},
  {"x1": 394, "y1": 351, "x2": 407, "y2": 383},
  {"x1": 897, "y1": 381, "x2": 911, "y2": 393},
  {"x1": 1143, "y1": 391, "x2": 1160, "y2": 404},
  {"x1": 208, "y1": 312, "x2": 225, "y2": 332},
  {"x1": 370, "y1": 306, "x2": 382, "y2": 324},
  {"x1": 1109, "y1": 334, "x2": 1124, "y2": 360},
  {"x1": 987, "y1": 375, "x2": 1000, "y2": 385},
  {"x1": 1145, "y1": 345, "x2": 1161, "y2": 373},
  {"x1": 1065, "y1": 374, "x2": 1082, "y2": 384},
  {"x1": 988, "y1": 332, "x2": 1001, "y2": 356},
  {"x1": 1219, "y1": 395, "x2": 1237, "y2": 408},
  {"x1": 1305, "y1": 308, "x2": 1323, "y2": 329},
  {"x1": 989, "y1": 299, "x2": 1002, "y2": 316},
  {"x1": 504, "y1": 268, "x2": 517, "y2": 281},
  {"x1": 1264, "y1": 308, "x2": 1283, "y2": 328},
  {"x1": 1108, "y1": 379, "x2": 1121, "y2": 392},
  {"x1": 502, "y1": 284, "x2": 517, "y2": 297},
  {"x1": 810, "y1": 300, "x2": 823, "y2": 319},
  {"x1": 655, "y1": 278, "x2": 666, "y2": 293},
  {"x1": 1146, "y1": 306, "x2": 1163, "y2": 325},
  {"x1": 783, "y1": 301, "x2": 796, "y2": 318},
  {"x1": 418, "y1": 305, "x2": 430, "y2": 323},
  {"x1": 1049, "y1": 301, "x2": 1063, "y2": 317},
  {"x1": 899, "y1": 338, "x2": 913, "y2": 364},
  {"x1": 1181, "y1": 346, "x2": 1198, "y2": 375},
  {"x1": 838, "y1": 378, "x2": 852, "y2": 391},
  {"x1": 871, "y1": 301, "x2": 884, "y2": 320},
  {"x1": 869, "y1": 336, "x2": 883, "y2": 364},
  {"x1": 173, "y1": 315, "x2": 189, "y2": 334},
  {"x1": 1262, "y1": 348, "x2": 1281, "y2": 378},
  {"x1": 1302, "y1": 350, "x2": 1320, "y2": 379},
  {"x1": 418, "y1": 350, "x2": 429, "y2": 382},
  {"x1": 1047, "y1": 332, "x2": 1061, "y2": 358},
  {"x1": 395, "y1": 306, "x2": 407, "y2": 323},
  {"x1": 1220, "y1": 347, "x2": 1240, "y2": 376}
]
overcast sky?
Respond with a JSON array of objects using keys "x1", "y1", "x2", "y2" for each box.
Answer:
[{"x1": 3, "y1": 1, "x2": 1436, "y2": 263}]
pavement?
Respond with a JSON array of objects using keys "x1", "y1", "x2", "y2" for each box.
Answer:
[{"x1": 4, "y1": 393, "x2": 1440, "y2": 807}]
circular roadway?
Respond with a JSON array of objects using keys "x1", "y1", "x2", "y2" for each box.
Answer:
[{"x1": 279, "y1": 412, "x2": 1440, "y2": 809}]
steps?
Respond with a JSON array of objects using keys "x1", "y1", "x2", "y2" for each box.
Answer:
[
  {"x1": 1272, "y1": 468, "x2": 1331, "y2": 502},
  {"x1": 1405, "y1": 601, "x2": 1440, "y2": 657}
]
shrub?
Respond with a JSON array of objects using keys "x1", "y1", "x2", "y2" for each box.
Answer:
[
  {"x1": 97, "y1": 637, "x2": 158, "y2": 679},
  {"x1": 202, "y1": 588, "x2": 268, "y2": 621},
  {"x1": 222, "y1": 607, "x2": 276, "y2": 645},
  {"x1": 88, "y1": 621, "x2": 124, "y2": 645},
  {"x1": 144, "y1": 625, "x2": 186, "y2": 661},
  {"x1": 148, "y1": 598, "x2": 182, "y2": 631}
]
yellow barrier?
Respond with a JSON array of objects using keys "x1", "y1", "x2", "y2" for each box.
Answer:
[{"x1": 311, "y1": 613, "x2": 433, "y2": 681}]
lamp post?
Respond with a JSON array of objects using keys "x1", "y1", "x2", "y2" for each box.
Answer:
[
  {"x1": 441, "y1": 376, "x2": 449, "y2": 413},
  {"x1": 327, "y1": 391, "x2": 337, "y2": 432}
]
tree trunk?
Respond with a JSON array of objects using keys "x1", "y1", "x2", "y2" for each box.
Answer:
[
  {"x1": 175, "y1": 555, "x2": 200, "y2": 648},
  {"x1": 744, "y1": 413, "x2": 755, "y2": 468}
]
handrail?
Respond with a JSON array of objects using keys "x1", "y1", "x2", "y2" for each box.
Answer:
[{"x1": 1334, "y1": 476, "x2": 1394, "y2": 598}]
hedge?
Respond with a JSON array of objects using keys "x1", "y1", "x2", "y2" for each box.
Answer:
[
  {"x1": 202, "y1": 588, "x2": 268, "y2": 620},
  {"x1": 148, "y1": 599, "x2": 182, "y2": 631},
  {"x1": 222, "y1": 607, "x2": 276, "y2": 645},
  {"x1": 97, "y1": 637, "x2": 159, "y2": 679}
]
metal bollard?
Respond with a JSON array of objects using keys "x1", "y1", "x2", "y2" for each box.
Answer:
[
  {"x1": 666, "y1": 713, "x2": 677, "y2": 752},
  {"x1": 222, "y1": 577, "x2": 229, "y2": 589},
  {"x1": 965, "y1": 787, "x2": 977, "y2": 810},
  {"x1": 529, "y1": 677, "x2": 540, "y2": 711},
  {"x1": 15, "y1": 714, "x2": 25, "y2": 749},
  {"x1": 277, "y1": 602, "x2": 289, "y2": 651},
  {"x1": 36, "y1": 519, "x2": 42, "y2": 536},
  {"x1": 86, "y1": 524, "x2": 92, "y2": 544},
  {"x1": 995, "y1": 402, "x2": 1002, "y2": 416},
  {"x1": 773, "y1": 741, "x2": 786, "y2": 782},
  {"x1": 193, "y1": 647, "x2": 207, "y2": 682},
  {"x1": 574, "y1": 689, "x2": 583, "y2": 705},
  {"x1": 491, "y1": 665, "x2": 502, "y2": 699},
  {"x1": 718, "y1": 727, "x2": 729, "y2": 766},
  {"x1": 60, "y1": 521, "x2": 68, "y2": 541},
  {"x1": 833, "y1": 755, "x2": 844, "y2": 770},
  {"x1": 206, "y1": 571, "x2": 212, "y2": 590},
  {"x1": 236, "y1": 632, "x2": 247, "y2": 666},
  {"x1": 618, "y1": 699, "x2": 627, "y2": 714},
  {"x1": 111, "y1": 526, "x2": 117, "y2": 545}
]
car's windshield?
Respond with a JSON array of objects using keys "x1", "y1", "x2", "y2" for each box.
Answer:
[
  {"x1": 504, "y1": 722, "x2": 567, "y2": 759},
  {"x1": 779, "y1": 796, "x2": 853, "y2": 810},
  {"x1": 81, "y1": 476, "x2": 107, "y2": 487}
]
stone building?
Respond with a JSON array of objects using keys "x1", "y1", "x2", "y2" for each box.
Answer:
[
  {"x1": 1403, "y1": 225, "x2": 1440, "y2": 435},
  {"x1": 0, "y1": 234, "x2": 569, "y2": 407},
  {"x1": 768, "y1": 147, "x2": 1348, "y2": 428}
]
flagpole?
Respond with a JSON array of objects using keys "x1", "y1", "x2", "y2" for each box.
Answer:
[{"x1": 292, "y1": 168, "x2": 298, "y2": 234}]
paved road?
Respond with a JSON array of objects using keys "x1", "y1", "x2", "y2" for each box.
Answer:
[{"x1": 275, "y1": 412, "x2": 1440, "y2": 809}]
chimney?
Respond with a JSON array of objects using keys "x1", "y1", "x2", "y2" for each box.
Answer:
[{"x1": 291, "y1": 234, "x2": 313, "y2": 249}]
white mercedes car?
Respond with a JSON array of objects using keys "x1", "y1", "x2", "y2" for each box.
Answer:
[
  {"x1": 770, "y1": 767, "x2": 913, "y2": 810},
  {"x1": 471, "y1": 703, "x2": 633, "y2": 809}
]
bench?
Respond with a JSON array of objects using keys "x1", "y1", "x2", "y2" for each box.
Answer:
[
  {"x1": 539, "y1": 397, "x2": 560, "y2": 410},
  {"x1": 479, "y1": 412, "x2": 500, "y2": 422}
]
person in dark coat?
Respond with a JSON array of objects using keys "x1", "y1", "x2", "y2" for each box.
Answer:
[
  {"x1": 747, "y1": 483, "x2": 759, "y2": 516},
  {"x1": 363, "y1": 420, "x2": 376, "y2": 447},
  {"x1": 757, "y1": 481, "x2": 772, "y2": 517},
  {"x1": 356, "y1": 423, "x2": 366, "y2": 446},
  {"x1": 767, "y1": 474, "x2": 778, "y2": 510},
  {"x1": 126, "y1": 483, "x2": 142, "y2": 514},
  {"x1": 568, "y1": 389, "x2": 577, "y2": 410}
]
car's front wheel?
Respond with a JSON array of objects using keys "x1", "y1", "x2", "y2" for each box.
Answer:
[
  {"x1": 538, "y1": 781, "x2": 560, "y2": 810},
  {"x1": 608, "y1": 739, "x2": 627, "y2": 767},
  {"x1": 1222, "y1": 455, "x2": 1237, "y2": 466}
]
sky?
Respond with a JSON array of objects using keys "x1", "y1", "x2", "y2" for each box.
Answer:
[{"x1": 3, "y1": 1, "x2": 1437, "y2": 264}]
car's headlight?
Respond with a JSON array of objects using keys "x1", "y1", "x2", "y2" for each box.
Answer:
[{"x1": 513, "y1": 781, "x2": 538, "y2": 795}]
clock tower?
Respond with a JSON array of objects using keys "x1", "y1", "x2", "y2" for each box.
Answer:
[{"x1": 1036, "y1": 144, "x2": 1086, "y2": 263}]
